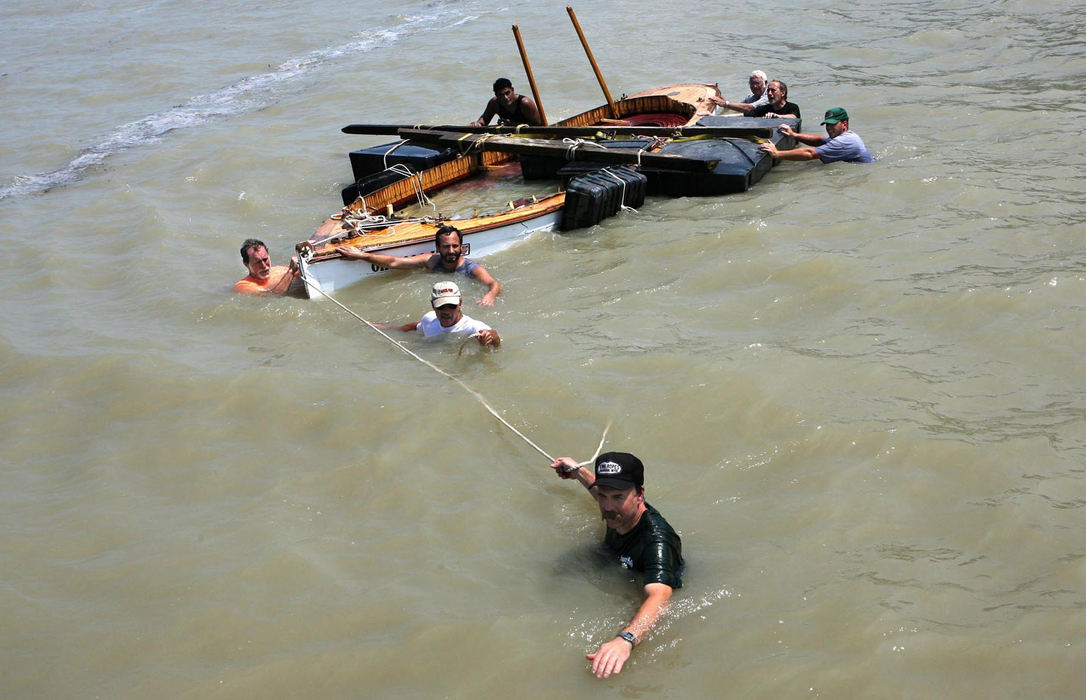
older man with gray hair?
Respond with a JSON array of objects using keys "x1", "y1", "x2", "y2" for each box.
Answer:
[{"x1": 708, "y1": 69, "x2": 770, "y2": 114}]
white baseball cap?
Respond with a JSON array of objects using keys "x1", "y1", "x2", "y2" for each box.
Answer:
[{"x1": 431, "y1": 280, "x2": 461, "y2": 307}]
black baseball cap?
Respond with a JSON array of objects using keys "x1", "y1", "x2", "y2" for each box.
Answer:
[{"x1": 592, "y1": 452, "x2": 644, "y2": 490}]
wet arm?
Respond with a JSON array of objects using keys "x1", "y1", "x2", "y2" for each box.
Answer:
[
  {"x1": 476, "y1": 329, "x2": 501, "y2": 347},
  {"x1": 550, "y1": 457, "x2": 597, "y2": 491},
  {"x1": 586, "y1": 583, "x2": 674, "y2": 678},
  {"x1": 785, "y1": 129, "x2": 827, "y2": 147},
  {"x1": 761, "y1": 142, "x2": 822, "y2": 161},
  {"x1": 708, "y1": 95, "x2": 758, "y2": 114},
  {"x1": 269, "y1": 259, "x2": 299, "y2": 293},
  {"x1": 472, "y1": 265, "x2": 502, "y2": 306},
  {"x1": 335, "y1": 247, "x2": 432, "y2": 270},
  {"x1": 471, "y1": 98, "x2": 499, "y2": 126},
  {"x1": 521, "y1": 97, "x2": 544, "y2": 126}
]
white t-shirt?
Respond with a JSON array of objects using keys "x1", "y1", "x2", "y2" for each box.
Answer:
[{"x1": 416, "y1": 310, "x2": 493, "y2": 339}]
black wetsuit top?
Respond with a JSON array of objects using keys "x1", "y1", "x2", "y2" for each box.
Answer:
[{"x1": 603, "y1": 503, "x2": 684, "y2": 589}]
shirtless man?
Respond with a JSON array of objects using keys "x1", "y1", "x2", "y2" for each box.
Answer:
[
  {"x1": 234, "y1": 238, "x2": 298, "y2": 295},
  {"x1": 335, "y1": 225, "x2": 502, "y2": 306}
]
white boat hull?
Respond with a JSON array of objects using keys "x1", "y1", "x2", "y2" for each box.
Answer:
[{"x1": 298, "y1": 209, "x2": 562, "y2": 299}]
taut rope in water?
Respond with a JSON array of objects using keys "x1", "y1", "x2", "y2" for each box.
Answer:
[{"x1": 302, "y1": 277, "x2": 608, "y2": 467}]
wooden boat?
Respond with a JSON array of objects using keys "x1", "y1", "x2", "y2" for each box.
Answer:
[{"x1": 296, "y1": 84, "x2": 721, "y2": 299}]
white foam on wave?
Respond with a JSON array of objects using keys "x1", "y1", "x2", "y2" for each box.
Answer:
[{"x1": 0, "y1": 6, "x2": 468, "y2": 202}]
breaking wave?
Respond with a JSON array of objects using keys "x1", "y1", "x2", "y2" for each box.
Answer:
[{"x1": 0, "y1": 6, "x2": 472, "y2": 202}]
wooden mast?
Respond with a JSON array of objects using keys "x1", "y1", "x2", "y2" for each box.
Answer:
[
  {"x1": 566, "y1": 6, "x2": 618, "y2": 119},
  {"x1": 512, "y1": 24, "x2": 548, "y2": 125}
]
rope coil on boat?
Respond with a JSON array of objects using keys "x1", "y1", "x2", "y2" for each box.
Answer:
[
  {"x1": 297, "y1": 241, "x2": 315, "y2": 262},
  {"x1": 562, "y1": 138, "x2": 585, "y2": 159},
  {"x1": 324, "y1": 163, "x2": 440, "y2": 245},
  {"x1": 383, "y1": 163, "x2": 435, "y2": 211},
  {"x1": 456, "y1": 132, "x2": 493, "y2": 157}
]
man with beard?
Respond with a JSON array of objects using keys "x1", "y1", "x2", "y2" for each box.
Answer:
[
  {"x1": 550, "y1": 452, "x2": 684, "y2": 678},
  {"x1": 470, "y1": 77, "x2": 543, "y2": 127},
  {"x1": 335, "y1": 225, "x2": 502, "y2": 306}
]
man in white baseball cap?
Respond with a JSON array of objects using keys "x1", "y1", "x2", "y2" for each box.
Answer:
[{"x1": 383, "y1": 280, "x2": 500, "y2": 347}]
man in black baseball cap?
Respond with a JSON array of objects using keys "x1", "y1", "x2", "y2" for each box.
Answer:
[{"x1": 551, "y1": 451, "x2": 684, "y2": 678}]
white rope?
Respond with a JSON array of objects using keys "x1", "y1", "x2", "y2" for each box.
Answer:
[
  {"x1": 598, "y1": 167, "x2": 637, "y2": 213},
  {"x1": 577, "y1": 421, "x2": 612, "y2": 467},
  {"x1": 384, "y1": 164, "x2": 435, "y2": 211},
  {"x1": 386, "y1": 163, "x2": 415, "y2": 179},
  {"x1": 300, "y1": 278, "x2": 578, "y2": 464},
  {"x1": 563, "y1": 138, "x2": 585, "y2": 159},
  {"x1": 460, "y1": 133, "x2": 492, "y2": 156},
  {"x1": 380, "y1": 140, "x2": 407, "y2": 169}
]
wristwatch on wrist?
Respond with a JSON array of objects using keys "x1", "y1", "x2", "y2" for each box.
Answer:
[{"x1": 617, "y1": 631, "x2": 636, "y2": 646}]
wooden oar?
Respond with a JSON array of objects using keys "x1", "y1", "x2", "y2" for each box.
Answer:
[
  {"x1": 401, "y1": 129, "x2": 720, "y2": 172},
  {"x1": 512, "y1": 24, "x2": 548, "y2": 125},
  {"x1": 342, "y1": 123, "x2": 780, "y2": 138},
  {"x1": 566, "y1": 6, "x2": 617, "y2": 119}
]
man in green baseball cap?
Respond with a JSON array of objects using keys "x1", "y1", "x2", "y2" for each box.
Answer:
[{"x1": 760, "y1": 105, "x2": 874, "y2": 163}]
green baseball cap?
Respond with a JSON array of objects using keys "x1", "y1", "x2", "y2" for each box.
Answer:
[{"x1": 821, "y1": 107, "x2": 849, "y2": 125}]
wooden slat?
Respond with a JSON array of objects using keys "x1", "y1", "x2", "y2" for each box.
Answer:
[{"x1": 402, "y1": 130, "x2": 720, "y2": 172}]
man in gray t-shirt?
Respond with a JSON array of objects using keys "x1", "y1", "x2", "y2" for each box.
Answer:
[{"x1": 761, "y1": 106, "x2": 875, "y2": 164}]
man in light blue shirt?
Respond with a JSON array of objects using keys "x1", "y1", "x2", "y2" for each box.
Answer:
[{"x1": 760, "y1": 106, "x2": 874, "y2": 164}]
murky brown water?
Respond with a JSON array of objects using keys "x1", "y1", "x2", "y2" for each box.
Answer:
[{"x1": 2, "y1": 0, "x2": 1084, "y2": 697}]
